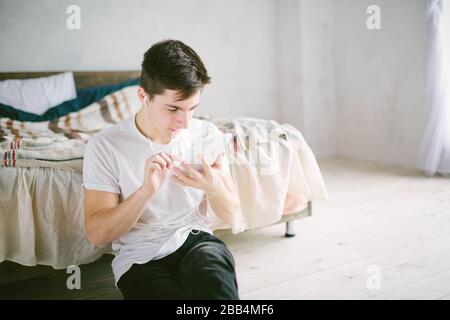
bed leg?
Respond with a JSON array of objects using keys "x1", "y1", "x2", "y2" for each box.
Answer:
[{"x1": 285, "y1": 221, "x2": 296, "y2": 237}]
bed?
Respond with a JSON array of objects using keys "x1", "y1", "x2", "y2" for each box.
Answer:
[{"x1": 0, "y1": 71, "x2": 327, "y2": 284}]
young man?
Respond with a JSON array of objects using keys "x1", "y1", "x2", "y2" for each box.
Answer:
[{"x1": 82, "y1": 39, "x2": 240, "y2": 300}]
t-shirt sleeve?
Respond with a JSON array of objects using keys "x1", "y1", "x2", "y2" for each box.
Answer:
[
  {"x1": 204, "y1": 122, "x2": 232, "y2": 177},
  {"x1": 82, "y1": 136, "x2": 120, "y2": 194}
]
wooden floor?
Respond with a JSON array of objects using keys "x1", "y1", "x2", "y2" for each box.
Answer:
[
  {"x1": 1, "y1": 157, "x2": 449, "y2": 300},
  {"x1": 0, "y1": 254, "x2": 123, "y2": 300}
]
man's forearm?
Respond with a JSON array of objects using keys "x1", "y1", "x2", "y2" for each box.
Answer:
[
  {"x1": 206, "y1": 185, "x2": 240, "y2": 225},
  {"x1": 86, "y1": 187, "x2": 153, "y2": 247}
]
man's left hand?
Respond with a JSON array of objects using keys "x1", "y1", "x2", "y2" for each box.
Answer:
[{"x1": 171, "y1": 153, "x2": 226, "y2": 195}]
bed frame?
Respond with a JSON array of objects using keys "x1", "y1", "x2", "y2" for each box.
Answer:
[
  {"x1": 214, "y1": 201, "x2": 312, "y2": 238},
  {"x1": 0, "y1": 71, "x2": 141, "y2": 88}
]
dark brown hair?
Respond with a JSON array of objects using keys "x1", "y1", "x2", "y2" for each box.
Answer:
[{"x1": 140, "y1": 39, "x2": 211, "y2": 101}]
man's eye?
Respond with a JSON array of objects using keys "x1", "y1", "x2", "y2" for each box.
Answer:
[{"x1": 167, "y1": 108, "x2": 177, "y2": 112}]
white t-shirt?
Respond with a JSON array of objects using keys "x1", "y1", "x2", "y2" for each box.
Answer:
[{"x1": 82, "y1": 113, "x2": 230, "y2": 285}]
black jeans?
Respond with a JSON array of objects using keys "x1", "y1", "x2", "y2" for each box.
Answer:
[{"x1": 117, "y1": 230, "x2": 239, "y2": 300}]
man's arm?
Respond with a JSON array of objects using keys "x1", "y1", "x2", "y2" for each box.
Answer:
[
  {"x1": 84, "y1": 187, "x2": 153, "y2": 248},
  {"x1": 204, "y1": 174, "x2": 240, "y2": 225}
]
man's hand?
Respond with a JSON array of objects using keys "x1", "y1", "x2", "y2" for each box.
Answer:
[
  {"x1": 172, "y1": 152, "x2": 240, "y2": 224},
  {"x1": 141, "y1": 151, "x2": 175, "y2": 196},
  {"x1": 171, "y1": 152, "x2": 226, "y2": 195}
]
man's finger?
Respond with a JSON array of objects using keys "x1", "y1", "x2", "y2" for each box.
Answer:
[
  {"x1": 159, "y1": 152, "x2": 173, "y2": 169},
  {"x1": 181, "y1": 162, "x2": 203, "y2": 179},
  {"x1": 174, "y1": 168, "x2": 196, "y2": 185},
  {"x1": 212, "y1": 152, "x2": 224, "y2": 169},
  {"x1": 201, "y1": 157, "x2": 213, "y2": 175},
  {"x1": 153, "y1": 155, "x2": 168, "y2": 169}
]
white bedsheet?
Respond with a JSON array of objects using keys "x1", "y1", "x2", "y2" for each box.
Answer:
[
  {"x1": 0, "y1": 167, "x2": 110, "y2": 268},
  {"x1": 208, "y1": 118, "x2": 328, "y2": 233}
]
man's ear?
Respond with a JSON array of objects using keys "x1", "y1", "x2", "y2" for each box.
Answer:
[{"x1": 137, "y1": 86, "x2": 147, "y2": 103}]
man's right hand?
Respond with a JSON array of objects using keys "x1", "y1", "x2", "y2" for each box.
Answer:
[{"x1": 140, "y1": 151, "x2": 175, "y2": 196}]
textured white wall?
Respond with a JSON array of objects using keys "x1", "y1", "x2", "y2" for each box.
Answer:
[
  {"x1": 333, "y1": 0, "x2": 427, "y2": 169},
  {"x1": 277, "y1": 0, "x2": 337, "y2": 159},
  {"x1": 0, "y1": 0, "x2": 429, "y2": 169},
  {"x1": 277, "y1": 0, "x2": 427, "y2": 168},
  {"x1": 0, "y1": 0, "x2": 278, "y2": 121},
  {"x1": 298, "y1": 0, "x2": 337, "y2": 159},
  {"x1": 276, "y1": 0, "x2": 304, "y2": 146}
]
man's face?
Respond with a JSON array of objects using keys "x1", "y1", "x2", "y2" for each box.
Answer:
[{"x1": 138, "y1": 87, "x2": 201, "y2": 142}]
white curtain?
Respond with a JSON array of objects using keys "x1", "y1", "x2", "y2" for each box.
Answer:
[{"x1": 417, "y1": 0, "x2": 450, "y2": 177}]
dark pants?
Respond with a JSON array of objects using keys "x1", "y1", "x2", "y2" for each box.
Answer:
[{"x1": 117, "y1": 230, "x2": 239, "y2": 300}]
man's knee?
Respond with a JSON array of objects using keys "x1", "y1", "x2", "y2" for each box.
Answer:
[
  {"x1": 181, "y1": 241, "x2": 236, "y2": 273},
  {"x1": 179, "y1": 241, "x2": 239, "y2": 298}
]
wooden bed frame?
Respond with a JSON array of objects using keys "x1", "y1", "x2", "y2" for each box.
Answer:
[{"x1": 0, "y1": 71, "x2": 141, "y2": 88}]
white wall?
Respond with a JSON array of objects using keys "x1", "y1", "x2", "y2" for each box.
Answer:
[
  {"x1": 333, "y1": 0, "x2": 427, "y2": 169},
  {"x1": 0, "y1": 0, "x2": 429, "y2": 169},
  {"x1": 277, "y1": 0, "x2": 427, "y2": 169},
  {"x1": 0, "y1": 0, "x2": 278, "y2": 121},
  {"x1": 277, "y1": 0, "x2": 337, "y2": 159}
]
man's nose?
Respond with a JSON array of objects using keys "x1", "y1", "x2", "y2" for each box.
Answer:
[{"x1": 176, "y1": 112, "x2": 190, "y2": 128}]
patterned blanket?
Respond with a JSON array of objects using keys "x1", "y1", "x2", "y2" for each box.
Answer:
[
  {"x1": 0, "y1": 86, "x2": 141, "y2": 172},
  {"x1": 0, "y1": 86, "x2": 237, "y2": 172}
]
